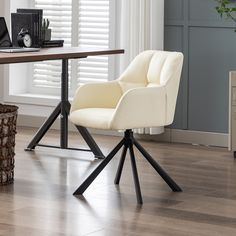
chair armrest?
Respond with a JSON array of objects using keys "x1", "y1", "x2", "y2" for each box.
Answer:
[
  {"x1": 110, "y1": 86, "x2": 167, "y2": 130},
  {"x1": 70, "y1": 81, "x2": 123, "y2": 112}
]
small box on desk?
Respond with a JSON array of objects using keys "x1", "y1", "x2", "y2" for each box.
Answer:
[{"x1": 41, "y1": 40, "x2": 64, "y2": 48}]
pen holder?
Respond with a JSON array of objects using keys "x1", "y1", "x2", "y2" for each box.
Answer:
[{"x1": 42, "y1": 28, "x2": 51, "y2": 42}]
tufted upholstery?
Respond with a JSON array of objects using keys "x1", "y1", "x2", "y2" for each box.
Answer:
[{"x1": 69, "y1": 50, "x2": 184, "y2": 130}]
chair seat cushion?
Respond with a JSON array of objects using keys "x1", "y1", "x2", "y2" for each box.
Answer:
[{"x1": 69, "y1": 108, "x2": 115, "y2": 130}]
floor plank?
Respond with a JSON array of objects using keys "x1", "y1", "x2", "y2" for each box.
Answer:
[{"x1": 0, "y1": 127, "x2": 236, "y2": 235}]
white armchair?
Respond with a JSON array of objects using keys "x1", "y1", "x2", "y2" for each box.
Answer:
[{"x1": 70, "y1": 50, "x2": 184, "y2": 204}]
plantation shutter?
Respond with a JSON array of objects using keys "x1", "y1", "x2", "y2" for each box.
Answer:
[
  {"x1": 33, "y1": 0, "x2": 72, "y2": 92},
  {"x1": 32, "y1": 0, "x2": 111, "y2": 94},
  {"x1": 77, "y1": 0, "x2": 109, "y2": 84}
]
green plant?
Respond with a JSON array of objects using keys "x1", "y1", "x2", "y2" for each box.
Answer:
[
  {"x1": 42, "y1": 18, "x2": 50, "y2": 30},
  {"x1": 42, "y1": 18, "x2": 51, "y2": 41},
  {"x1": 215, "y1": 0, "x2": 236, "y2": 22}
]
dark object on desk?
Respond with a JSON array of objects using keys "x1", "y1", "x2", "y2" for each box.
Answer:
[
  {"x1": 17, "y1": 28, "x2": 32, "y2": 48},
  {"x1": 0, "y1": 104, "x2": 18, "y2": 185},
  {"x1": 0, "y1": 17, "x2": 40, "y2": 53},
  {"x1": 41, "y1": 40, "x2": 64, "y2": 48},
  {"x1": 42, "y1": 18, "x2": 51, "y2": 41},
  {"x1": 42, "y1": 29, "x2": 51, "y2": 42},
  {"x1": 11, "y1": 13, "x2": 40, "y2": 48},
  {"x1": 17, "y1": 9, "x2": 43, "y2": 46},
  {"x1": 0, "y1": 17, "x2": 12, "y2": 48}
]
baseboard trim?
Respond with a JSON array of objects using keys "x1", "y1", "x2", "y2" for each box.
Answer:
[{"x1": 17, "y1": 114, "x2": 229, "y2": 148}]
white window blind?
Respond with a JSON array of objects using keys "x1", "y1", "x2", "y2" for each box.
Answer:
[
  {"x1": 77, "y1": 0, "x2": 109, "y2": 84},
  {"x1": 32, "y1": 0, "x2": 112, "y2": 95}
]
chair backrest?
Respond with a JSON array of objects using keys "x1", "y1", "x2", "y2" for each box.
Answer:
[{"x1": 118, "y1": 50, "x2": 184, "y2": 125}]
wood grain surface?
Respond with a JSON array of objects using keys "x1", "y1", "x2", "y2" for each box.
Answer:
[
  {"x1": 0, "y1": 127, "x2": 236, "y2": 236},
  {"x1": 0, "y1": 47, "x2": 124, "y2": 64}
]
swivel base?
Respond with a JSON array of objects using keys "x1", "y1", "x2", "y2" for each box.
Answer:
[{"x1": 73, "y1": 130, "x2": 182, "y2": 204}]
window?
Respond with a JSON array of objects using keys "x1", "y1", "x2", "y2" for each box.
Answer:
[{"x1": 32, "y1": 0, "x2": 114, "y2": 96}]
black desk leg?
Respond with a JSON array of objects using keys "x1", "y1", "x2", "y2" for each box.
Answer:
[
  {"x1": 25, "y1": 103, "x2": 61, "y2": 151},
  {"x1": 76, "y1": 125, "x2": 104, "y2": 159},
  {"x1": 25, "y1": 59, "x2": 104, "y2": 159},
  {"x1": 60, "y1": 59, "x2": 69, "y2": 149}
]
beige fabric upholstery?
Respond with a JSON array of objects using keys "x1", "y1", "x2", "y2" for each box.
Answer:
[{"x1": 69, "y1": 50, "x2": 184, "y2": 130}]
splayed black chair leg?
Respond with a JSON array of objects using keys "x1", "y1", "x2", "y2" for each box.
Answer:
[
  {"x1": 114, "y1": 144, "x2": 128, "y2": 185},
  {"x1": 129, "y1": 142, "x2": 143, "y2": 204},
  {"x1": 73, "y1": 138, "x2": 125, "y2": 195},
  {"x1": 133, "y1": 139, "x2": 182, "y2": 192}
]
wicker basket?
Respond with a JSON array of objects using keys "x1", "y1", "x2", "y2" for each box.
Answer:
[{"x1": 0, "y1": 104, "x2": 18, "y2": 185}]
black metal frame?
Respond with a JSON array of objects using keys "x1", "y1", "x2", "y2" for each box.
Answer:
[
  {"x1": 25, "y1": 59, "x2": 104, "y2": 159},
  {"x1": 73, "y1": 129, "x2": 182, "y2": 204}
]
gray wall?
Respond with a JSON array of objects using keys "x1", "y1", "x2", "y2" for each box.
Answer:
[{"x1": 165, "y1": 0, "x2": 236, "y2": 133}]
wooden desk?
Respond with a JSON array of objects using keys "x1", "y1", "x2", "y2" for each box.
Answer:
[{"x1": 0, "y1": 47, "x2": 124, "y2": 158}]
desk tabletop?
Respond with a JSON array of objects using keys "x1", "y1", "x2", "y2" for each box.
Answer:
[{"x1": 0, "y1": 47, "x2": 124, "y2": 64}]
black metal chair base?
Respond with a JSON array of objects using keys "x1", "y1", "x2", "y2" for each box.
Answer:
[{"x1": 73, "y1": 129, "x2": 182, "y2": 204}]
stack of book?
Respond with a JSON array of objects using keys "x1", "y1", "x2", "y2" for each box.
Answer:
[{"x1": 11, "y1": 9, "x2": 43, "y2": 48}]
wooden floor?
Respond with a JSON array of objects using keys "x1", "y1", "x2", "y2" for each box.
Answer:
[{"x1": 0, "y1": 127, "x2": 236, "y2": 236}]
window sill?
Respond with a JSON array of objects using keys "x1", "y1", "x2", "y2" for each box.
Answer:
[
  {"x1": 4, "y1": 93, "x2": 73, "y2": 106},
  {"x1": 3, "y1": 93, "x2": 73, "y2": 117}
]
